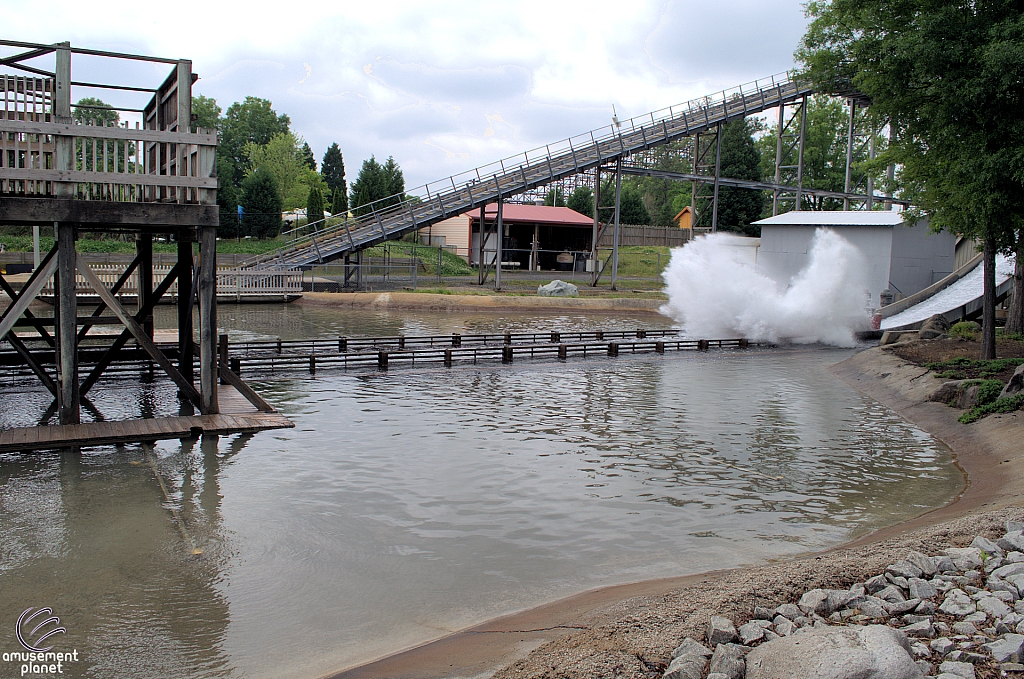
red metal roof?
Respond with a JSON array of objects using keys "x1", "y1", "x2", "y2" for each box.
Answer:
[{"x1": 470, "y1": 203, "x2": 592, "y2": 226}]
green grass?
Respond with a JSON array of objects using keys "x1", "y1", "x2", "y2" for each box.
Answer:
[
  {"x1": 949, "y1": 321, "x2": 981, "y2": 341},
  {"x1": 999, "y1": 329, "x2": 1024, "y2": 343},
  {"x1": 0, "y1": 234, "x2": 285, "y2": 255},
  {"x1": 925, "y1": 357, "x2": 1024, "y2": 380},
  {"x1": 959, "y1": 394, "x2": 1024, "y2": 424},
  {"x1": 360, "y1": 243, "x2": 474, "y2": 276}
]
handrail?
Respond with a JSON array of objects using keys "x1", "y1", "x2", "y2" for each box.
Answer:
[{"x1": 249, "y1": 71, "x2": 813, "y2": 269}]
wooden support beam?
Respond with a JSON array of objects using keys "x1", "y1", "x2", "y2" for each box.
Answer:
[
  {"x1": 137, "y1": 234, "x2": 153, "y2": 339},
  {"x1": 76, "y1": 255, "x2": 202, "y2": 409},
  {"x1": 57, "y1": 224, "x2": 79, "y2": 424},
  {"x1": 217, "y1": 364, "x2": 274, "y2": 413},
  {"x1": 0, "y1": 249, "x2": 58, "y2": 342},
  {"x1": 0, "y1": 198, "x2": 219, "y2": 228},
  {"x1": 77, "y1": 255, "x2": 140, "y2": 342},
  {"x1": 0, "y1": 271, "x2": 54, "y2": 347},
  {"x1": 178, "y1": 238, "x2": 195, "y2": 387},
  {"x1": 199, "y1": 226, "x2": 218, "y2": 414},
  {"x1": 5, "y1": 333, "x2": 57, "y2": 396},
  {"x1": 79, "y1": 262, "x2": 181, "y2": 396}
]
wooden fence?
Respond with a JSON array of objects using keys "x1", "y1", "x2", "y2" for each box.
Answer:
[
  {"x1": 597, "y1": 224, "x2": 691, "y2": 248},
  {"x1": 36, "y1": 264, "x2": 302, "y2": 299}
]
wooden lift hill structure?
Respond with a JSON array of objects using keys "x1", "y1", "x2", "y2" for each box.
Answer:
[{"x1": 0, "y1": 40, "x2": 292, "y2": 450}]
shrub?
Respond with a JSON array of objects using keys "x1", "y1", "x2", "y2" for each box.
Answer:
[
  {"x1": 959, "y1": 394, "x2": 1024, "y2": 424},
  {"x1": 949, "y1": 321, "x2": 981, "y2": 340}
]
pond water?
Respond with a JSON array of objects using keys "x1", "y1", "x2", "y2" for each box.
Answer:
[{"x1": 0, "y1": 306, "x2": 962, "y2": 679}]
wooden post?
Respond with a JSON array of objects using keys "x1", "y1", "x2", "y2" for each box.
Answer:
[
  {"x1": 218, "y1": 334, "x2": 229, "y2": 384},
  {"x1": 477, "y1": 207, "x2": 486, "y2": 285},
  {"x1": 53, "y1": 43, "x2": 74, "y2": 199},
  {"x1": 57, "y1": 223, "x2": 79, "y2": 424},
  {"x1": 178, "y1": 236, "x2": 194, "y2": 387},
  {"x1": 495, "y1": 197, "x2": 503, "y2": 291},
  {"x1": 532, "y1": 223, "x2": 539, "y2": 272},
  {"x1": 137, "y1": 233, "x2": 153, "y2": 339},
  {"x1": 199, "y1": 226, "x2": 218, "y2": 414}
]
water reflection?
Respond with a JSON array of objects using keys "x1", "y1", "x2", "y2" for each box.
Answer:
[{"x1": 0, "y1": 436, "x2": 239, "y2": 678}]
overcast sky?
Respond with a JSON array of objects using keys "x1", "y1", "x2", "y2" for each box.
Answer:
[{"x1": 4, "y1": 0, "x2": 810, "y2": 189}]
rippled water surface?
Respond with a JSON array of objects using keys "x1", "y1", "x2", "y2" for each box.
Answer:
[{"x1": 0, "y1": 308, "x2": 961, "y2": 679}]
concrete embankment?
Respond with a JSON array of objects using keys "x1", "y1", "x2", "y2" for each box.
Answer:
[
  {"x1": 329, "y1": 346, "x2": 1022, "y2": 679},
  {"x1": 299, "y1": 291, "x2": 666, "y2": 313}
]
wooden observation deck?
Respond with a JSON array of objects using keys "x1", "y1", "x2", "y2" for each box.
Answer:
[{"x1": 0, "y1": 39, "x2": 291, "y2": 447}]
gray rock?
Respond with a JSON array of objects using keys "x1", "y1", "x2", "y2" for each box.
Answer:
[
  {"x1": 909, "y1": 577, "x2": 938, "y2": 600},
  {"x1": 708, "y1": 643, "x2": 746, "y2": 679},
  {"x1": 977, "y1": 595, "x2": 1011, "y2": 618},
  {"x1": 969, "y1": 535, "x2": 1004, "y2": 557},
  {"x1": 858, "y1": 599, "x2": 890, "y2": 619},
  {"x1": 865, "y1": 574, "x2": 888, "y2": 593},
  {"x1": 935, "y1": 555, "x2": 958, "y2": 573},
  {"x1": 984, "y1": 633, "x2": 1024, "y2": 662},
  {"x1": 999, "y1": 363, "x2": 1024, "y2": 399},
  {"x1": 999, "y1": 533, "x2": 1024, "y2": 553},
  {"x1": 663, "y1": 652, "x2": 706, "y2": 679},
  {"x1": 986, "y1": 576, "x2": 1019, "y2": 599},
  {"x1": 888, "y1": 598, "x2": 923, "y2": 615},
  {"x1": 752, "y1": 605, "x2": 773, "y2": 620},
  {"x1": 919, "y1": 314, "x2": 951, "y2": 340},
  {"x1": 877, "y1": 585, "x2": 907, "y2": 604},
  {"x1": 671, "y1": 637, "x2": 712, "y2": 659},
  {"x1": 744, "y1": 625, "x2": 923, "y2": 679},
  {"x1": 939, "y1": 590, "x2": 977, "y2": 617},
  {"x1": 887, "y1": 574, "x2": 910, "y2": 589},
  {"x1": 945, "y1": 548, "x2": 984, "y2": 571},
  {"x1": 798, "y1": 588, "x2": 847, "y2": 615},
  {"x1": 537, "y1": 279, "x2": 578, "y2": 297},
  {"x1": 774, "y1": 603, "x2": 801, "y2": 620},
  {"x1": 903, "y1": 620, "x2": 935, "y2": 638},
  {"x1": 773, "y1": 616, "x2": 795, "y2": 637},
  {"x1": 962, "y1": 611, "x2": 987, "y2": 624},
  {"x1": 938, "y1": 660, "x2": 976, "y2": 679},
  {"x1": 910, "y1": 641, "x2": 931, "y2": 657},
  {"x1": 1009, "y1": 521, "x2": 1024, "y2": 534},
  {"x1": 951, "y1": 621, "x2": 978, "y2": 635},
  {"x1": 707, "y1": 616, "x2": 738, "y2": 645},
  {"x1": 916, "y1": 600, "x2": 937, "y2": 615},
  {"x1": 738, "y1": 621, "x2": 765, "y2": 645},
  {"x1": 1001, "y1": 661, "x2": 1024, "y2": 672},
  {"x1": 931, "y1": 637, "x2": 956, "y2": 655},
  {"x1": 907, "y1": 551, "x2": 939, "y2": 577},
  {"x1": 706, "y1": 675, "x2": 730, "y2": 679},
  {"x1": 888, "y1": 560, "x2": 924, "y2": 579}
]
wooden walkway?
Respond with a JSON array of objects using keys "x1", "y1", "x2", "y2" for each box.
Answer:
[{"x1": 0, "y1": 385, "x2": 293, "y2": 454}]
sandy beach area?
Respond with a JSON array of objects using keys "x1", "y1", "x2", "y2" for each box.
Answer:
[{"x1": 328, "y1": 345, "x2": 1022, "y2": 679}]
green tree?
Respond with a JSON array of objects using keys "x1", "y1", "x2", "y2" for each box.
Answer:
[
  {"x1": 321, "y1": 143, "x2": 347, "y2": 198},
  {"x1": 567, "y1": 186, "x2": 594, "y2": 217},
  {"x1": 300, "y1": 142, "x2": 316, "y2": 171},
  {"x1": 306, "y1": 186, "x2": 325, "y2": 225},
  {"x1": 220, "y1": 97, "x2": 291, "y2": 191},
  {"x1": 72, "y1": 98, "x2": 126, "y2": 172},
  {"x1": 73, "y1": 97, "x2": 118, "y2": 126},
  {"x1": 191, "y1": 95, "x2": 221, "y2": 132},
  {"x1": 716, "y1": 118, "x2": 766, "y2": 236},
  {"x1": 599, "y1": 180, "x2": 650, "y2": 225},
  {"x1": 800, "y1": 0, "x2": 1024, "y2": 357},
  {"x1": 350, "y1": 155, "x2": 405, "y2": 215},
  {"x1": 245, "y1": 132, "x2": 325, "y2": 210},
  {"x1": 331, "y1": 187, "x2": 347, "y2": 216},
  {"x1": 240, "y1": 168, "x2": 283, "y2": 239},
  {"x1": 544, "y1": 188, "x2": 566, "y2": 207}
]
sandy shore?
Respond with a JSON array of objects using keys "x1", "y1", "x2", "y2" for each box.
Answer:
[
  {"x1": 299, "y1": 291, "x2": 666, "y2": 313},
  {"x1": 328, "y1": 346, "x2": 1022, "y2": 679}
]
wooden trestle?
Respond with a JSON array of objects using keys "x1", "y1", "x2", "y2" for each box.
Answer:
[{"x1": 0, "y1": 40, "x2": 291, "y2": 448}]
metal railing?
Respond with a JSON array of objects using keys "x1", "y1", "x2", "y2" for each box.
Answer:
[{"x1": 246, "y1": 71, "x2": 812, "y2": 270}]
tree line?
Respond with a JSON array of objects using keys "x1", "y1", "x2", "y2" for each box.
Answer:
[{"x1": 190, "y1": 95, "x2": 405, "y2": 238}]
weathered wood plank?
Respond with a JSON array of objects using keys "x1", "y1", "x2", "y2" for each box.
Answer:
[{"x1": 0, "y1": 198, "x2": 218, "y2": 228}]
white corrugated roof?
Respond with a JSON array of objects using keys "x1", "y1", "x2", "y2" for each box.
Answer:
[{"x1": 753, "y1": 211, "x2": 906, "y2": 227}]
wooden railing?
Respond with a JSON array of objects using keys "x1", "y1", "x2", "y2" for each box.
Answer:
[
  {"x1": 0, "y1": 75, "x2": 216, "y2": 203},
  {"x1": 37, "y1": 264, "x2": 302, "y2": 298}
]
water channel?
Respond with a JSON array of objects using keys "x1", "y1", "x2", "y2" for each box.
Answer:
[{"x1": 0, "y1": 304, "x2": 963, "y2": 679}]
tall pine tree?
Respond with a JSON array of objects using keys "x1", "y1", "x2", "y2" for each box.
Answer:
[
  {"x1": 321, "y1": 143, "x2": 347, "y2": 202},
  {"x1": 715, "y1": 118, "x2": 765, "y2": 236}
]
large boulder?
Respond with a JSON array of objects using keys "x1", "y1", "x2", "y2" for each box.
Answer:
[
  {"x1": 537, "y1": 280, "x2": 578, "y2": 297},
  {"x1": 919, "y1": 314, "x2": 951, "y2": 340},
  {"x1": 744, "y1": 625, "x2": 923, "y2": 679},
  {"x1": 1000, "y1": 364, "x2": 1024, "y2": 399}
]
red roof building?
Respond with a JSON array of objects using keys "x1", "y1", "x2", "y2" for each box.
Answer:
[{"x1": 424, "y1": 203, "x2": 594, "y2": 271}]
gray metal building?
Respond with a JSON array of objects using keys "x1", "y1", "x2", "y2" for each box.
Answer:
[{"x1": 752, "y1": 211, "x2": 956, "y2": 309}]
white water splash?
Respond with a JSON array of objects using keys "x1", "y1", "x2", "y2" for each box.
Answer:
[{"x1": 660, "y1": 229, "x2": 871, "y2": 347}]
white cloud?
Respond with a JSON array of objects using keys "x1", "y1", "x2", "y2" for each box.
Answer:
[{"x1": 2, "y1": 0, "x2": 810, "y2": 189}]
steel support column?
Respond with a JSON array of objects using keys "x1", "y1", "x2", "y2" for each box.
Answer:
[
  {"x1": 610, "y1": 159, "x2": 622, "y2": 291},
  {"x1": 590, "y1": 167, "x2": 601, "y2": 286},
  {"x1": 199, "y1": 226, "x2": 218, "y2": 414},
  {"x1": 711, "y1": 123, "x2": 722, "y2": 233},
  {"x1": 795, "y1": 95, "x2": 807, "y2": 211},
  {"x1": 843, "y1": 99, "x2": 857, "y2": 210},
  {"x1": 772, "y1": 103, "x2": 785, "y2": 216}
]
